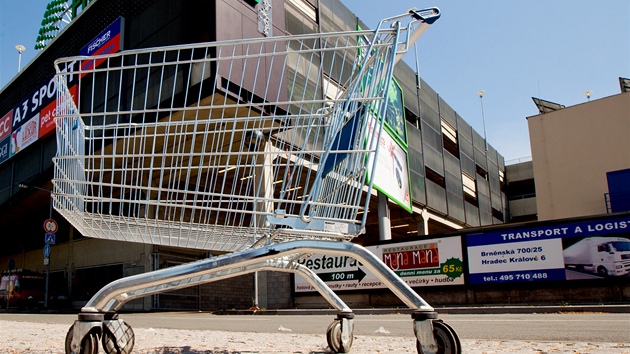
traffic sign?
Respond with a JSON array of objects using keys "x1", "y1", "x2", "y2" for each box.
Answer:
[
  {"x1": 43, "y1": 244, "x2": 51, "y2": 258},
  {"x1": 44, "y1": 257, "x2": 49, "y2": 266},
  {"x1": 45, "y1": 233, "x2": 56, "y2": 245},
  {"x1": 43, "y1": 219, "x2": 58, "y2": 233}
]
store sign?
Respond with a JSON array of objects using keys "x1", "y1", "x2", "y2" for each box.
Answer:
[
  {"x1": 80, "y1": 16, "x2": 124, "y2": 74},
  {"x1": 11, "y1": 61, "x2": 78, "y2": 130},
  {"x1": 294, "y1": 236, "x2": 464, "y2": 292},
  {"x1": 3, "y1": 61, "x2": 78, "y2": 161},
  {"x1": 2, "y1": 16, "x2": 122, "y2": 165},
  {"x1": 0, "y1": 111, "x2": 12, "y2": 140}
]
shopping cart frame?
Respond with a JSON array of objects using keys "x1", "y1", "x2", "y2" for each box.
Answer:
[{"x1": 54, "y1": 7, "x2": 460, "y2": 354}]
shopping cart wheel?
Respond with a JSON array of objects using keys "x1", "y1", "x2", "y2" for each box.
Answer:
[
  {"x1": 65, "y1": 324, "x2": 100, "y2": 354},
  {"x1": 416, "y1": 320, "x2": 461, "y2": 354},
  {"x1": 102, "y1": 320, "x2": 135, "y2": 354},
  {"x1": 326, "y1": 313, "x2": 354, "y2": 353}
]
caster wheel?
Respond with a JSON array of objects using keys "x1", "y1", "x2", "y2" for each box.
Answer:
[
  {"x1": 416, "y1": 320, "x2": 461, "y2": 354},
  {"x1": 102, "y1": 320, "x2": 135, "y2": 354},
  {"x1": 65, "y1": 325, "x2": 100, "y2": 354},
  {"x1": 326, "y1": 320, "x2": 353, "y2": 353}
]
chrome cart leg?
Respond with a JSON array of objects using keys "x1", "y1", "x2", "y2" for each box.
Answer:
[
  {"x1": 326, "y1": 312, "x2": 355, "y2": 354},
  {"x1": 66, "y1": 312, "x2": 135, "y2": 354},
  {"x1": 413, "y1": 311, "x2": 438, "y2": 354},
  {"x1": 412, "y1": 312, "x2": 461, "y2": 354}
]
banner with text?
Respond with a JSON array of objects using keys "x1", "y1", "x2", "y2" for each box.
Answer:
[
  {"x1": 467, "y1": 216, "x2": 630, "y2": 284},
  {"x1": 294, "y1": 236, "x2": 464, "y2": 292}
]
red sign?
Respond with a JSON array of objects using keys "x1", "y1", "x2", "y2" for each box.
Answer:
[
  {"x1": 0, "y1": 111, "x2": 12, "y2": 140},
  {"x1": 43, "y1": 219, "x2": 58, "y2": 234},
  {"x1": 39, "y1": 84, "x2": 78, "y2": 138},
  {"x1": 382, "y1": 245, "x2": 440, "y2": 271}
]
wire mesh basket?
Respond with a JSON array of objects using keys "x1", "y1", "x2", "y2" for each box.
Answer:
[{"x1": 53, "y1": 11, "x2": 436, "y2": 253}]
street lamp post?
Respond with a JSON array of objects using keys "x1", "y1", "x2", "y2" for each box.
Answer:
[
  {"x1": 584, "y1": 91, "x2": 592, "y2": 101},
  {"x1": 15, "y1": 45, "x2": 26, "y2": 72},
  {"x1": 477, "y1": 90, "x2": 488, "y2": 152}
]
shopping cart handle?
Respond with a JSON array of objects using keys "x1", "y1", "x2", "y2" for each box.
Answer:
[{"x1": 409, "y1": 7, "x2": 441, "y2": 24}]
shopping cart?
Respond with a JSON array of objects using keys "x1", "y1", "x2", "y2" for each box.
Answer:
[{"x1": 53, "y1": 7, "x2": 460, "y2": 354}]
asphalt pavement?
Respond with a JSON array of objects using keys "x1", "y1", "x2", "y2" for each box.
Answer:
[{"x1": 1, "y1": 309, "x2": 630, "y2": 353}]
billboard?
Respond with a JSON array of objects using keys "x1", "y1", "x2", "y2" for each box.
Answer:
[
  {"x1": 365, "y1": 112, "x2": 411, "y2": 211},
  {"x1": 0, "y1": 17, "x2": 122, "y2": 166},
  {"x1": 357, "y1": 29, "x2": 412, "y2": 212},
  {"x1": 467, "y1": 216, "x2": 630, "y2": 284},
  {"x1": 294, "y1": 236, "x2": 464, "y2": 292}
]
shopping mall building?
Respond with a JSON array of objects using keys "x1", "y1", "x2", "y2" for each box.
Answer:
[{"x1": 4, "y1": 0, "x2": 624, "y2": 311}]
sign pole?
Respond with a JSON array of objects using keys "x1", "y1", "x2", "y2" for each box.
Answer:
[{"x1": 44, "y1": 202, "x2": 53, "y2": 308}]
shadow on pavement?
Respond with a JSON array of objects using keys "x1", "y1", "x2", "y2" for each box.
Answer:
[{"x1": 147, "y1": 347, "x2": 330, "y2": 354}]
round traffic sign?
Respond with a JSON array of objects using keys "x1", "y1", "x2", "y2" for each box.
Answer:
[{"x1": 43, "y1": 219, "x2": 58, "y2": 233}]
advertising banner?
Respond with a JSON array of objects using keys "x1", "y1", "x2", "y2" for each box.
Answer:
[
  {"x1": 294, "y1": 236, "x2": 464, "y2": 292},
  {"x1": 0, "y1": 111, "x2": 12, "y2": 141},
  {"x1": 0, "y1": 17, "x2": 121, "y2": 165},
  {"x1": 0, "y1": 137, "x2": 10, "y2": 164},
  {"x1": 80, "y1": 17, "x2": 124, "y2": 75},
  {"x1": 365, "y1": 113, "x2": 411, "y2": 212},
  {"x1": 356, "y1": 29, "x2": 412, "y2": 212},
  {"x1": 11, "y1": 75, "x2": 60, "y2": 131},
  {"x1": 467, "y1": 216, "x2": 630, "y2": 284},
  {"x1": 39, "y1": 84, "x2": 78, "y2": 138},
  {"x1": 11, "y1": 116, "x2": 40, "y2": 156}
]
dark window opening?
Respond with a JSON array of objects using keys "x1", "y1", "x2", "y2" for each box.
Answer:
[
  {"x1": 492, "y1": 207, "x2": 504, "y2": 222},
  {"x1": 425, "y1": 167, "x2": 445, "y2": 188},
  {"x1": 464, "y1": 192, "x2": 478, "y2": 206},
  {"x1": 443, "y1": 135, "x2": 459, "y2": 158},
  {"x1": 505, "y1": 179, "x2": 536, "y2": 200},
  {"x1": 476, "y1": 164, "x2": 488, "y2": 180},
  {"x1": 405, "y1": 108, "x2": 419, "y2": 128}
]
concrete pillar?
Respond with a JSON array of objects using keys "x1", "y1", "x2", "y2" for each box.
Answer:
[
  {"x1": 417, "y1": 208, "x2": 429, "y2": 236},
  {"x1": 255, "y1": 271, "x2": 268, "y2": 309},
  {"x1": 378, "y1": 191, "x2": 391, "y2": 240}
]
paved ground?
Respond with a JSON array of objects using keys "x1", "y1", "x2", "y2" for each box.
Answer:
[{"x1": 1, "y1": 312, "x2": 630, "y2": 353}]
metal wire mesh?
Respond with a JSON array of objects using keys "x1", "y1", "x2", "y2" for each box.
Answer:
[{"x1": 53, "y1": 26, "x2": 408, "y2": 252}]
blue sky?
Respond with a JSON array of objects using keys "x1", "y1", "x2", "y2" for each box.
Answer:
[{"x1": 1, "y1": 0, "x2": 629, "y2": 162}]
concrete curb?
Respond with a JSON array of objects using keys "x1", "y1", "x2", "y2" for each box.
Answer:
[{"x1": 216, "y1": 304, "x2": 630, "y2": 316}]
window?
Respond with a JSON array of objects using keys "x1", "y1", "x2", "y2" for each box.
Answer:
[
  {"x1": 441, "y1": 119, "x2": 459, "y2": 157},
  {"x1": 286, "y1": 0, "x2": 317, "y2": 22},
  {"x1": 425, "y1": 167, "x2": 445, "y2": 188},
  {"x1": 498, "y1": 168, "x2": 505, "y2": 190},
  {"x1": 462, "y1": 173, "x2": 476, "y2": 199},
  {"x1": 476, "y1": 164, "x2": 488, "y2": 180}
]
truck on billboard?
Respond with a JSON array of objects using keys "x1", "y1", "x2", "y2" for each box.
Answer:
[
  {"x1": 467, "y1": 215, "x2": 630, "y2": 284},
  {"x1": 563, "y1": 237, "x2": 630, "y2": 277}
]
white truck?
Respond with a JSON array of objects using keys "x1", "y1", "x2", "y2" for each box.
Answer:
[{"x1": 563, "y1": 237, "x2": 630, "y2": 276}]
